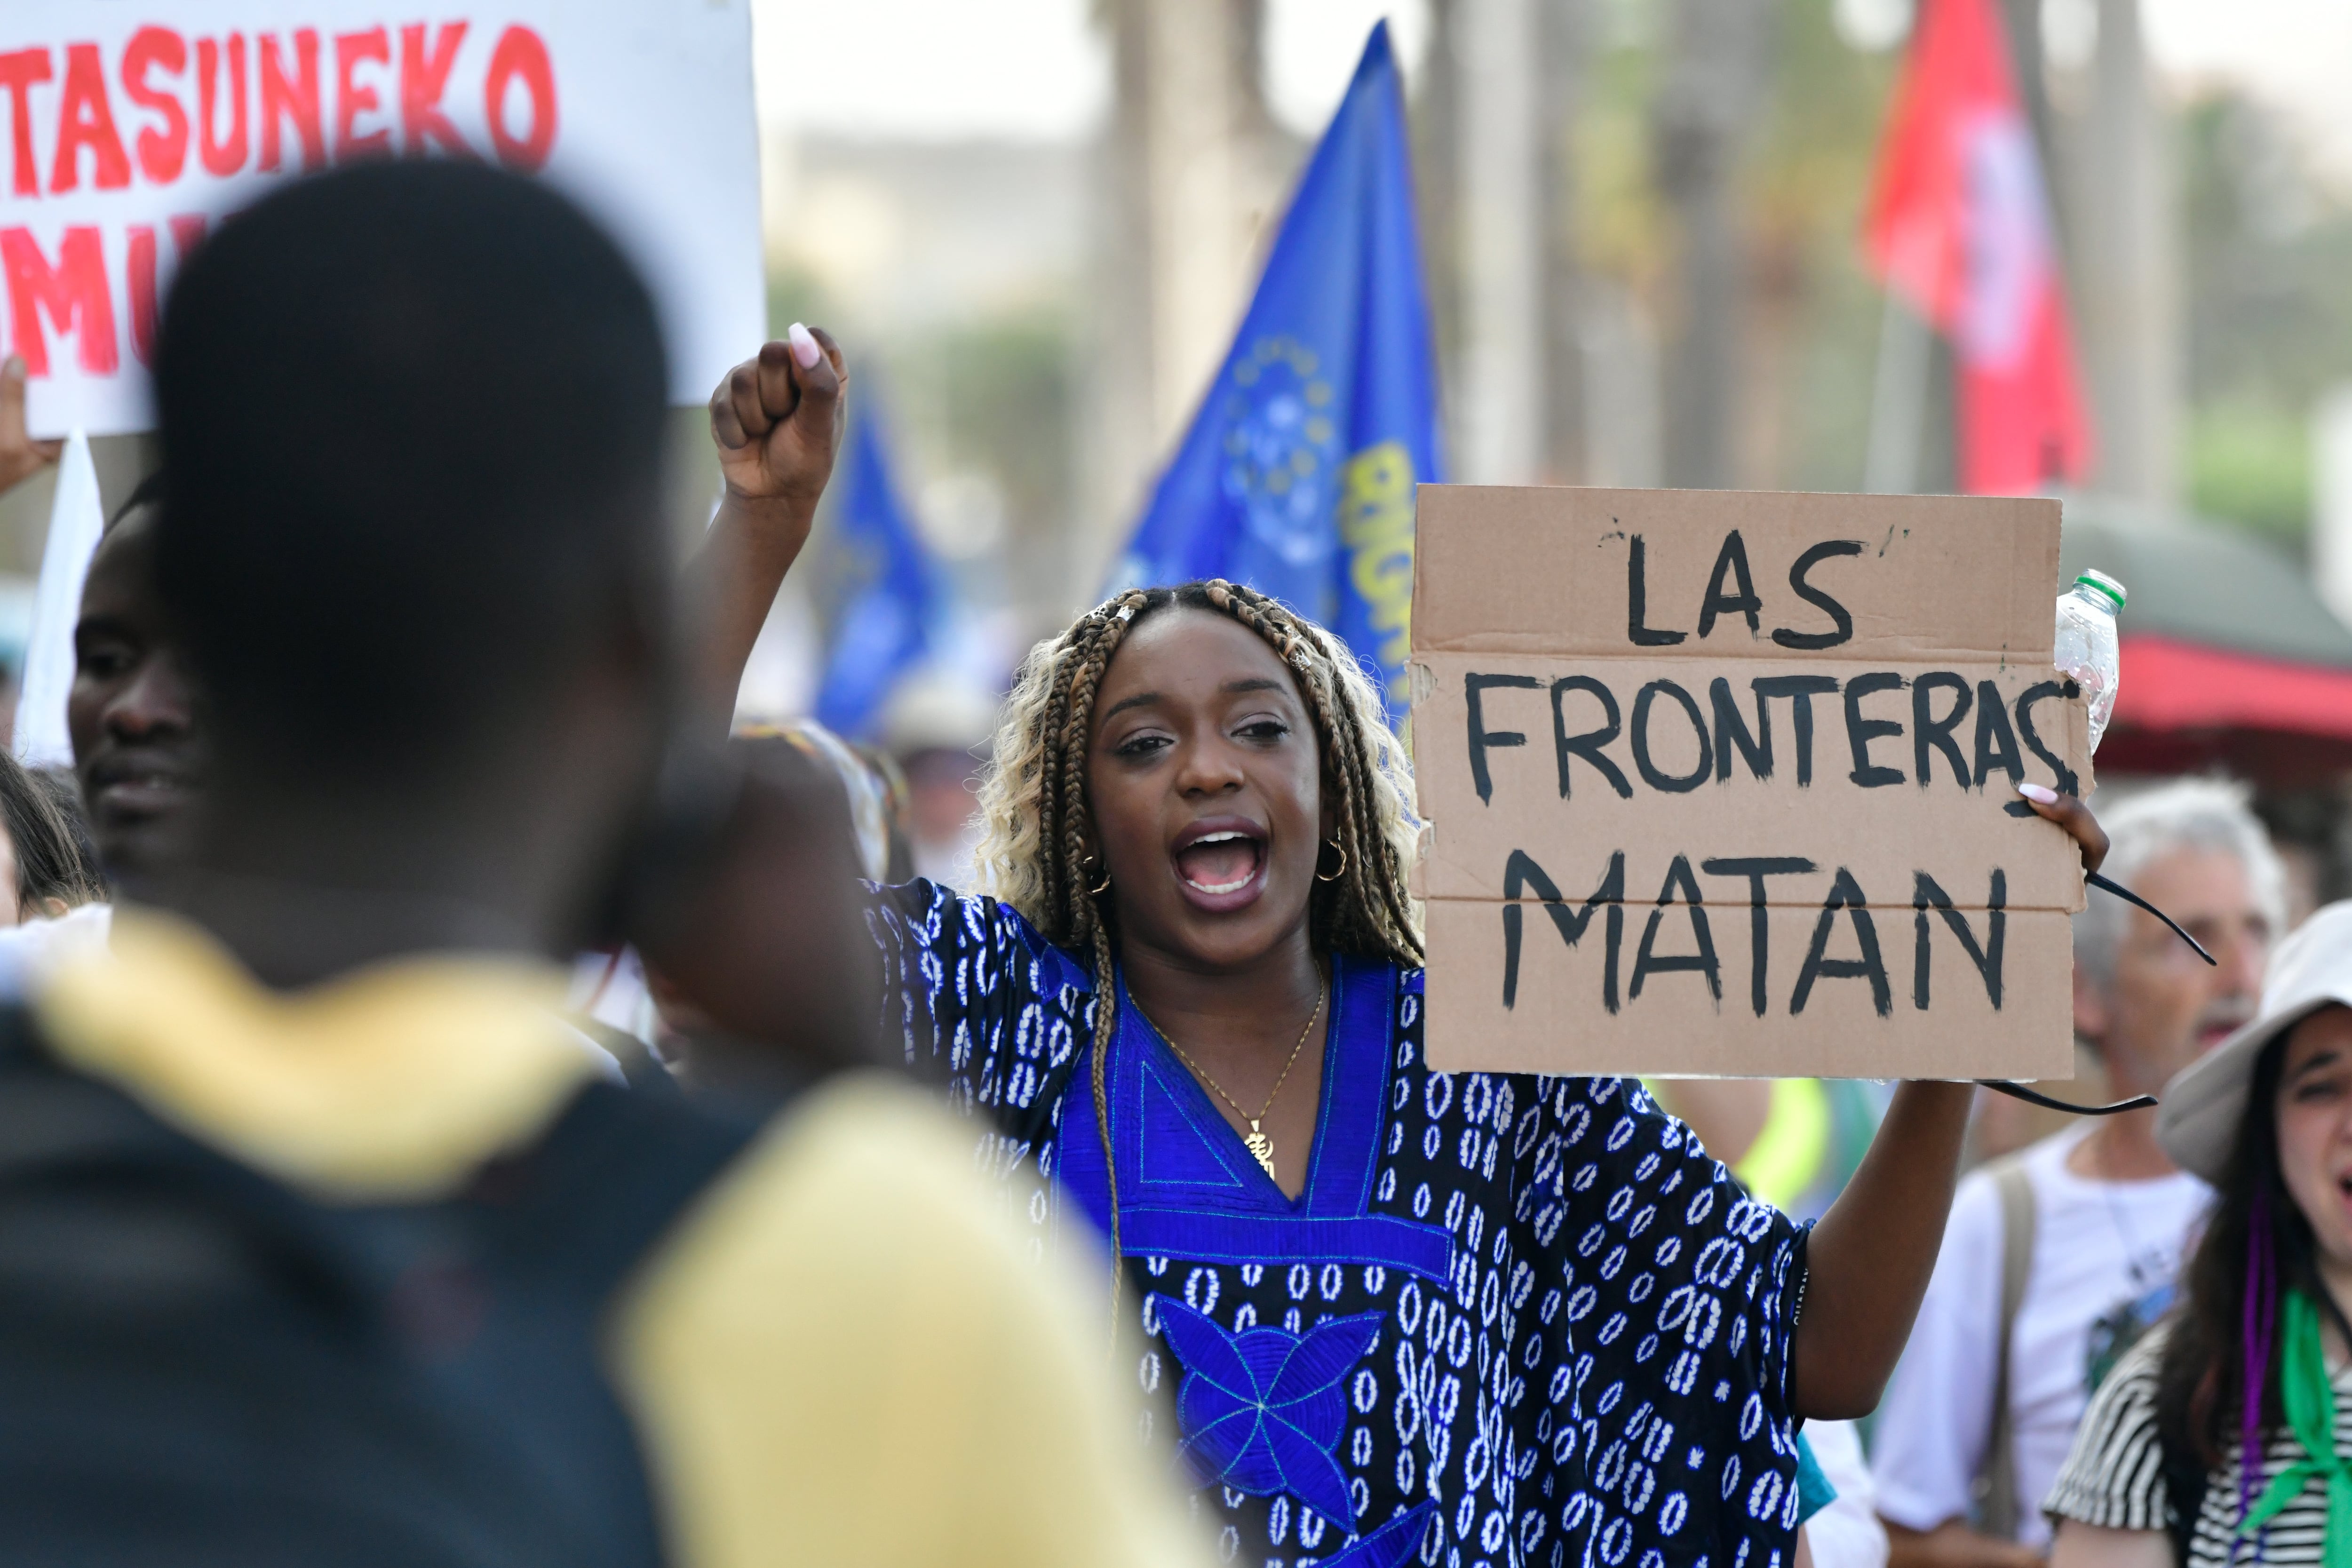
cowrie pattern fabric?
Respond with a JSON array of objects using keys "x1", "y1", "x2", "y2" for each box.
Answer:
[{"x1": 867, "y1": 880, "x2": 1807, "y2": 1568}]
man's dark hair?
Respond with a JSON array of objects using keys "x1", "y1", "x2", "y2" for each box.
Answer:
[{"x1": 151, "y1": 160, "x2": 670, "y2": 788}]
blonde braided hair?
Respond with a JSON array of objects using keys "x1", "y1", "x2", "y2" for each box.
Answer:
[{"x1": 970, "y1": 581, "x2": 1423, "y2": 1333}]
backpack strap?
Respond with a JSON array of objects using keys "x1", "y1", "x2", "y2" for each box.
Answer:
[{"x1": 1971, "y1": 1157, "x2": 2037, "y2": 1541}]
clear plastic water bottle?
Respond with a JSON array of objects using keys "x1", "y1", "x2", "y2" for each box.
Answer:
[{"x1": 2053, "y1": 570, "x2": 2126, "y2": 754}]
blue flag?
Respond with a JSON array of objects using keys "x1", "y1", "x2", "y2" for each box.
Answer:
[
  {"x1": 1110, "y1": 22, "x2": 1440, "y2": 717},
  {"x1": 814, "y1": 399, "x2": 942, "y2": 740}
]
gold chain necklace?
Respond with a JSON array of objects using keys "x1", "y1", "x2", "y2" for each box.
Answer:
[{"x1": 1135, "y1": 980, "x2": 1326, "y2": 1182}]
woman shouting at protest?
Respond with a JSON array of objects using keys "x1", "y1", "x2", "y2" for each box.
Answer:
[
  {"x1": 2049, "y1": 902, "x2": 2352, "y2": 1567},
  {"x1": 710, "y1": 345, "x2": 2110, "y2": 1568}
]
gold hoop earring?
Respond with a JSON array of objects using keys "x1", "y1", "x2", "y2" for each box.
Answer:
[
  {"x1": 1315, "y1": 839, "x2": 1348, "y2": 883},
  {"x1": 1085, "y1": 860, "x2": 1112, "y2": 896}
]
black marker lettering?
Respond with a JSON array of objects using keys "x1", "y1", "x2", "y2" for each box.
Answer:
[
  {"x1": 1971, "y1": 679, "x2": 2025, "y2": 793},
  {"x1": 1464, "y1": 672, "x2": 1537, "y2": 805},
  {"x1": 2010, "y1": 680, "x2": 2081, "y2": 812},
  {"x1": 1550, "y1": 676, "x2": 1634, "y2": 800},
  {"x1": 1702, "y1": 856, "x2": 1817, "y2": 1017},
  {"x1": 1631, "y1": 680, "x2": 1712, "y2": 794},
  {"x1": 1626, "y1": 534, "x2": 1687, "y2": 646},
  {"x1": 1843, "y1": 671, "x2": 1907, "y2": 788},
  {"x1": 1710, "y1": 677, "x2": 1773, "y2": 782},
  {"x1": 1752, "y1": 674, "x2": 1841, "y2": 787},
  {"x1": 1912, "y1": 869, "x2": 2005, "y2": 1011},
  {"x1": 1630, "y1": 854, "x2": 1721, "y2": 1005},
  {"x1": 1911, "y1": 672, "x2": 1973, "y2": 788},
  {"x1": 1698, "y1": 530, "x2": 1763, "y2": 638},
  {"x1": 1771, "y1": 539, "x2": 1864, "y2": 650},
  {"x1": 1789, "y1": 867, "x2": 1891, "y2": 1017},
  {"x1": 1502, "y1": 849, "x2": 1626, "y2": 1012}
]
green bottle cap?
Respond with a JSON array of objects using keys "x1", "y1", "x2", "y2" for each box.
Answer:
[{"x1": 2074, "y1": 570, "x2": 2126, "y2": 614}]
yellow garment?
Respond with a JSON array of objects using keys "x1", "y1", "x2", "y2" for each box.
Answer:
[
  {"x1": 1732, "y1": 1078, "x2": 1832, "y2": 1211},
  {"x1": 39, "y1": 909, "x2": 1209, "y2": 1568},
  {"x1": 615, "y1": 1080, "x2": 1205, "y2": 1568},
  {"x1": 41, "y1": 907, "x2": 587, "y2": 1200}
]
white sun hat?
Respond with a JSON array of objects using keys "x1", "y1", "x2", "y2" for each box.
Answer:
[{"x1": 2156, "y1": 899, "x2": 2352, "y2": 1184}]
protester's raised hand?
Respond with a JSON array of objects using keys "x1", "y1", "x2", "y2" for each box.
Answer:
[
  {"x1": 708, "y1": 324, "x2": 846, "y2": 518},
  {"x1": 0, "y1": 356, "x2": 63, "y2": 497},
  {"x1": 2017, "y1": 781, "x2": 2109, "y2": 874},
  {"x1": 690, "y1": 327, "x2": 849, "y2": 712}
]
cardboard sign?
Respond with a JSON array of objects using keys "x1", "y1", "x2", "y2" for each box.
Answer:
[
  {"x1": 1409, "y1": 486, "x2": 2091, "y2": 1080},
  {"x1": 1, "y1": 2, "x2": 762, "y2": 434}
]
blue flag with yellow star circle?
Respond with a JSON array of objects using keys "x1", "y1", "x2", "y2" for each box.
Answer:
[{"x1": 1108, "y1": 22, "x2": 1442, "y2": 722}]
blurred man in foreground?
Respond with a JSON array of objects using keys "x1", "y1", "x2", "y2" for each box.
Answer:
[
  {"x1": 1871, "y1": 779, "x2": 2282, "y2": 1568},
  {"x1": 0, "y1": 161, "x2": 1202, "y2": 1566}
]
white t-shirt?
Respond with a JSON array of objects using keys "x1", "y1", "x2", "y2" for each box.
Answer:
[{"x1": 1869, "y1": 1124, "x2": 2210, "y2": 1550}]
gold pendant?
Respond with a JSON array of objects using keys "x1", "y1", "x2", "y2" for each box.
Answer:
[{"x1": 1243, "y1": 1124, "x2": 1276, "y2": 1180}]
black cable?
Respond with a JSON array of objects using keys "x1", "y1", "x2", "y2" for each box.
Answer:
[
  {"x1": 1965, "y1": 872, "x2": 2197, "y2": 1117},
  {"x1": 1973, "y1": 1079, "x2": 2157, "y2": 1116},
  {"x1": 2087, "y1": 870, "x2": 2216, "y2": 966}
]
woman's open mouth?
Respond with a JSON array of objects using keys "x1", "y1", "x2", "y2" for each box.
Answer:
[{"x1": 1170, "y1": 820, "x2": 1268, "y2": 910}]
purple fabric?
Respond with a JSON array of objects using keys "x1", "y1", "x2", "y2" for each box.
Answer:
[{"x1": 2241, "y1": 1187, "x2": 2276, "y2": 1541}]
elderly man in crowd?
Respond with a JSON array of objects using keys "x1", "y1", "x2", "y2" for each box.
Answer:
[{"x1": 1870, "y1": 778, "x2": 2284, "y2": 1568}]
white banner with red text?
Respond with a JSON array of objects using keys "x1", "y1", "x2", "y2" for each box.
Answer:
[{"x1": 1, "y1": 1, "x2": 762, "y2": 435}]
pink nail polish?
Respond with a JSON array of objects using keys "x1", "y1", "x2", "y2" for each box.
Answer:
[
  {"x1": 2016, "y1": 781, "x2": 2058, "y2": 804},
  {"x1": 787, "y1": 322, "x2": 820, "y2": 369}
]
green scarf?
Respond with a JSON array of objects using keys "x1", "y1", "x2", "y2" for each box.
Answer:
[{"x1": 2237, "y1": 1289, "x2": 2352, "y2": 1559}]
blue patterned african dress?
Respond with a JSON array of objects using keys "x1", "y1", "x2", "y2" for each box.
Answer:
[{"x1": 867, "y1": 880, "x2": 1809, "y2": 1568}]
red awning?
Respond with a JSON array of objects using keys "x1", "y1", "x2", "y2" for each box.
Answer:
[{"x1": 2112, "y1": 634, "x2": 2352, "y2": 740}]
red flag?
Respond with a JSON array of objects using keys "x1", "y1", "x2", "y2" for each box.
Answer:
[{"x1": 1864, "y1": 0, "x2": 2091, "y2": 494}]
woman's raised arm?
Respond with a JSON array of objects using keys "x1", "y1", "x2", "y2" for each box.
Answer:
[
  {"x1": 685, "y1": 328, "x2": 848, "y2": 710},
  {"x1": 1791, "y1": 789, "x2": 2108, "y2": 1418}
]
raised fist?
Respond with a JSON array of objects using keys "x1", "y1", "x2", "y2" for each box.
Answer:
[{"x1": 707, "y1": 323, "x2": 846, "y2": 516}]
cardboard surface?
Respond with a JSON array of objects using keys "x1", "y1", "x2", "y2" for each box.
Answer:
[
  {"x1": 2, "y1": 3, "x2": 764, "y2": 435},
  {"x1": 1409, "y1": 485, "x2": 2091, "y2": 1079}
]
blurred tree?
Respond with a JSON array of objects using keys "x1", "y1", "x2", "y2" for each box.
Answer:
[
  {"x1": 1652, "y1": 0, "x2": 1783, "y2": 488},
  {"x1": 1540, "y1": 0, "x2": 1593, "y2": 481},
  {"x1": 1740, "y1": 0, "x2": 1900, "y2": 491},
  {"x1": 764, "y1": 262, "x2": 837, "y2": 342},
  {"x1": 2179, "y1": 90, "x2": 2352, "y2": 549},
  {"x1": 1567, "y1": 0, "x2": 1905, "y2": 493},
  {"x1": 926, "y1": 309, "x2": 1079, "y2": 557}
]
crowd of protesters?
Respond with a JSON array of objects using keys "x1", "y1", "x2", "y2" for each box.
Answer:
[{"x1": 0, "y1": 159, "x2": 2345, "y2": 1566}]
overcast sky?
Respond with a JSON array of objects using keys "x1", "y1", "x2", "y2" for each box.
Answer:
[
  {"x1": 749, "y1": 0, "x2": 1422, "y2": 143},
  {"x1": 751, "y1": 0, "x2": 2352, "y2": 181}
]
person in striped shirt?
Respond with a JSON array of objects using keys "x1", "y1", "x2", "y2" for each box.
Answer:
[{"x1": 2048, "y1": 900, "x2": 2352, "y2": 1567}]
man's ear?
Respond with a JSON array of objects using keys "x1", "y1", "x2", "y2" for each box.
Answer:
[{"x1": 2073, "y1": 962, "x2": 2110, "y2": 1044}]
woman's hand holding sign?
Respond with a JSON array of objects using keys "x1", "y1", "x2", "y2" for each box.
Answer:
[{"x1": 2017, "y1": 779, "x2": 2108, "y2": 874}]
